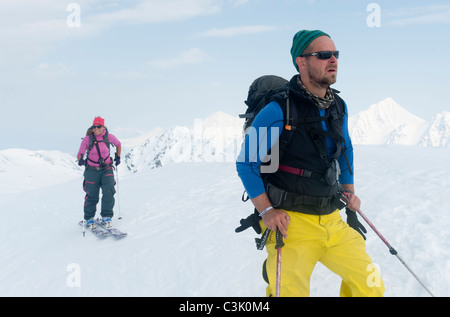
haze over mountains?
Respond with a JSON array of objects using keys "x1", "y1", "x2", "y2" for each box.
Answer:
[
  {"x1": 1, "y1": 97, "x2": 448, "y2": 183},
  {"x1": 122, "y1": 97, "x2": 449, "y2": 173}
]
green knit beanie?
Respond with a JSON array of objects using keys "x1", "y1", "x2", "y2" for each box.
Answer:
[{"x1": 290, "y1": 30, "x2": 330, "y2": 71}]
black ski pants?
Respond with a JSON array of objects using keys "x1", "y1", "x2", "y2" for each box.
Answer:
[{"x1": 83, "y1": 165, "x2": 116, "y2": 220}]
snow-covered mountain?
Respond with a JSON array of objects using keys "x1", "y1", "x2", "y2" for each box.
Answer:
[
  {"x1": 0, "y1": 149, "x2": 81, "y2": 193},
  {"x1": 348, "y1": 98, "x2": 429, "y2": 146},
  {"x1": 420, "y1": 112, "x2": 450, "y2": 147},
  {"x1": 123, "y1": 111, "x2": 244, "y2": 173},
  {"x1": 121, "y1": 98, "x2": 447, "y2": 173},
  {"x1": 0, "y1": 98, "x2": 447, "y2": 179}
]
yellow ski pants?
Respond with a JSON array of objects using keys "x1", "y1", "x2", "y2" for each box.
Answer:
[{"x1": 262, "y1": 210, "x2": 385, "y2": 297}]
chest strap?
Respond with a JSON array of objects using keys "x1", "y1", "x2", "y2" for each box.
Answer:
[{"x1": 278, "y1": 164, "x2": 322, "y2": 180}]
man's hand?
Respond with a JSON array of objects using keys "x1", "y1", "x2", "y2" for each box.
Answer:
[
  {"x1": 251, "y1": 193, "x2": 290, "y2": 239},
  {"x1": 344, "y1": 191, "x2": 361, "y2": 211},
  {"x1": 262, "y1": 208, "x2": 290, "y2": 239},
  {"x1": 342, "y1": 184, "x2": 361, "y2": 212}
]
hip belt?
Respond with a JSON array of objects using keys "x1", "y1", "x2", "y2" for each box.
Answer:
[{"x1": 266, "y1": 182, "x2": 347, "y2": 215}]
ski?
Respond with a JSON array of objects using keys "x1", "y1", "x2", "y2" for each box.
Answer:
[
  {"x1": 94, "y1": 218, "x2": 127, "y2": 239},
  {"x1": 78, "y1": 220, "x2": 110, "y2": 239}
]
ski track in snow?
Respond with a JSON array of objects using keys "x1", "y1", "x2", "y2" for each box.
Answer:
[{"x1": 0, "y1": 145, "x2": 449, "y2": 297}]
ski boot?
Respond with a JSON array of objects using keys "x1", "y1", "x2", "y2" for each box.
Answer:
[
  {"x1": 101, "y1": 217, "x2": 113, "y2": 229},
  {"x1": 86, "y1": 218, "x2": 96, "y2": 230}
]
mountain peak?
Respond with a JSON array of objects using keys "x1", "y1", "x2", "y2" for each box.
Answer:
[
  {"x1": 365, "y1": 97, "x2": 426, "y2": 125},
  {"x1": 420, "y1": 111, "x2": 450, "y2": 147},
  {"x1": 349, "y1": 98, "x2": 428, "y2": 145},
  {"x1": 202, "y1": 111, "x2": 243, "y2": 129}
]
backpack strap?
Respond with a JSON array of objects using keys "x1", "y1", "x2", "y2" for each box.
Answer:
[
  {"x1": 94, "y1": 137, "x2": 106, "y2": 161},
  {"x1": 86, "y1": 129, "x2": 112, "y2": 166},
  {"x1": 273, "y1": 87, "x2": 296, "y2": 162},
  {"x1": 274, "y1": 88, "x2": 353, "y2": 177}
]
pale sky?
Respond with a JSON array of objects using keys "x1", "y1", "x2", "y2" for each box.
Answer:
[{"x1": 1, "y1": 0, "x2": 449, "y2": 153}]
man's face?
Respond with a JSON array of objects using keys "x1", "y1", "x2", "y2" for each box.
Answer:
[{"x1": 297, "y1": 36, "x2": 338, "y2": 89}]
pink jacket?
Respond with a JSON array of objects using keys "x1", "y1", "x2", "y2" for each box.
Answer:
[{"x1": 78, "y1": 130, "x2": 121, "y2": 167}]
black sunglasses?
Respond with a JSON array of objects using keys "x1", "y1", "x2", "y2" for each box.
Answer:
[
  {"x1": 300, "y1": 50, "x2": 339, "y2": 60},
  {"x1": 92, "y1": 125, "x2": 103, "y2": 129}
]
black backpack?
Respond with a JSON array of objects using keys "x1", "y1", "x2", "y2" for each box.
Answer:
[
  {"x1": 239, "y1": 75, "x2": 297, "y2": 162},
  {"x1": 239, "y1": 75, "x2": 290, "y2": 132},
  {"x1": 237, "y1": 75, "x2": 295, "y2": 205}
]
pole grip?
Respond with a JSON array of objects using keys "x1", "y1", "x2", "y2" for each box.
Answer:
[
  {"x1": 275, "y1": 229, "x2": 285, "y2": 249},
  {"x1": 255, "y1": 229, "x2": 270, "y2": 250}
]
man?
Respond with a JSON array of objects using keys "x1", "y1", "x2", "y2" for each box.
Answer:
[{"x1": 236, "y1": 30, "x2": 384, "y2": 297}]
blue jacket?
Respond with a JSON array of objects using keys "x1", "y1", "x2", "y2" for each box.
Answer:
[{"x1": 236, "y1": 99, "x2": 354, "y2": 199}]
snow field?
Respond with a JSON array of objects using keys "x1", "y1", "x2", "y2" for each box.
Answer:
[{"x1": 1, "y1": 145, "x2": 449, "y2": 297}]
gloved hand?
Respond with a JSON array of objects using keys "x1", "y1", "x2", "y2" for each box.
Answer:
[
  {"x1": 346, "y1": 208, "x2": 367, "y2": 240},
  {"x1": 78, "y1": 158, "x2": 85, "y2": 166},
  {"x1": 235, "y1": 209, "x2": 262, "y2": 234},
  {"x1": 114, "y1": 154, "x2": 121, "y2": 166}
]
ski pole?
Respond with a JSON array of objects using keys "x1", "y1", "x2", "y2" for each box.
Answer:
[
  {"x1": 82, "y1": 219, "x2": 86, "y2": 237},
  {"x1": 356, "y1": 209, "x2": 435, "y2": 297},
  {"x1": 115, "y1": 166, "x2": 122, "y2": 220},
  {"x1": 275, "y1": 229, "x2": 285, "y2": 297}
]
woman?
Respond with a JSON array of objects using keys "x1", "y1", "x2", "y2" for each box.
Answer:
[{"x1": 77, "y1": 116, "x2": 121, "y2": 229}]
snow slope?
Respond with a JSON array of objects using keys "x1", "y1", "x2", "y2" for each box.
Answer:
[
  {"x1": 1, "y1": 145, "x2": 449, "y2": 297},
  {"x1": 0, "y1": 149, "x2": 81, "y2": 193}
]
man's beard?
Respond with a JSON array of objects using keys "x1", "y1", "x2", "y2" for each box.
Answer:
[{"x1": 307, "y1": 67, "x2": 337, "y2": 89}]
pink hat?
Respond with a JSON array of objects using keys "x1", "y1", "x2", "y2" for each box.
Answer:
[{"x1": 93, "y1": 116, "x2": 105, "y2": 126}]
